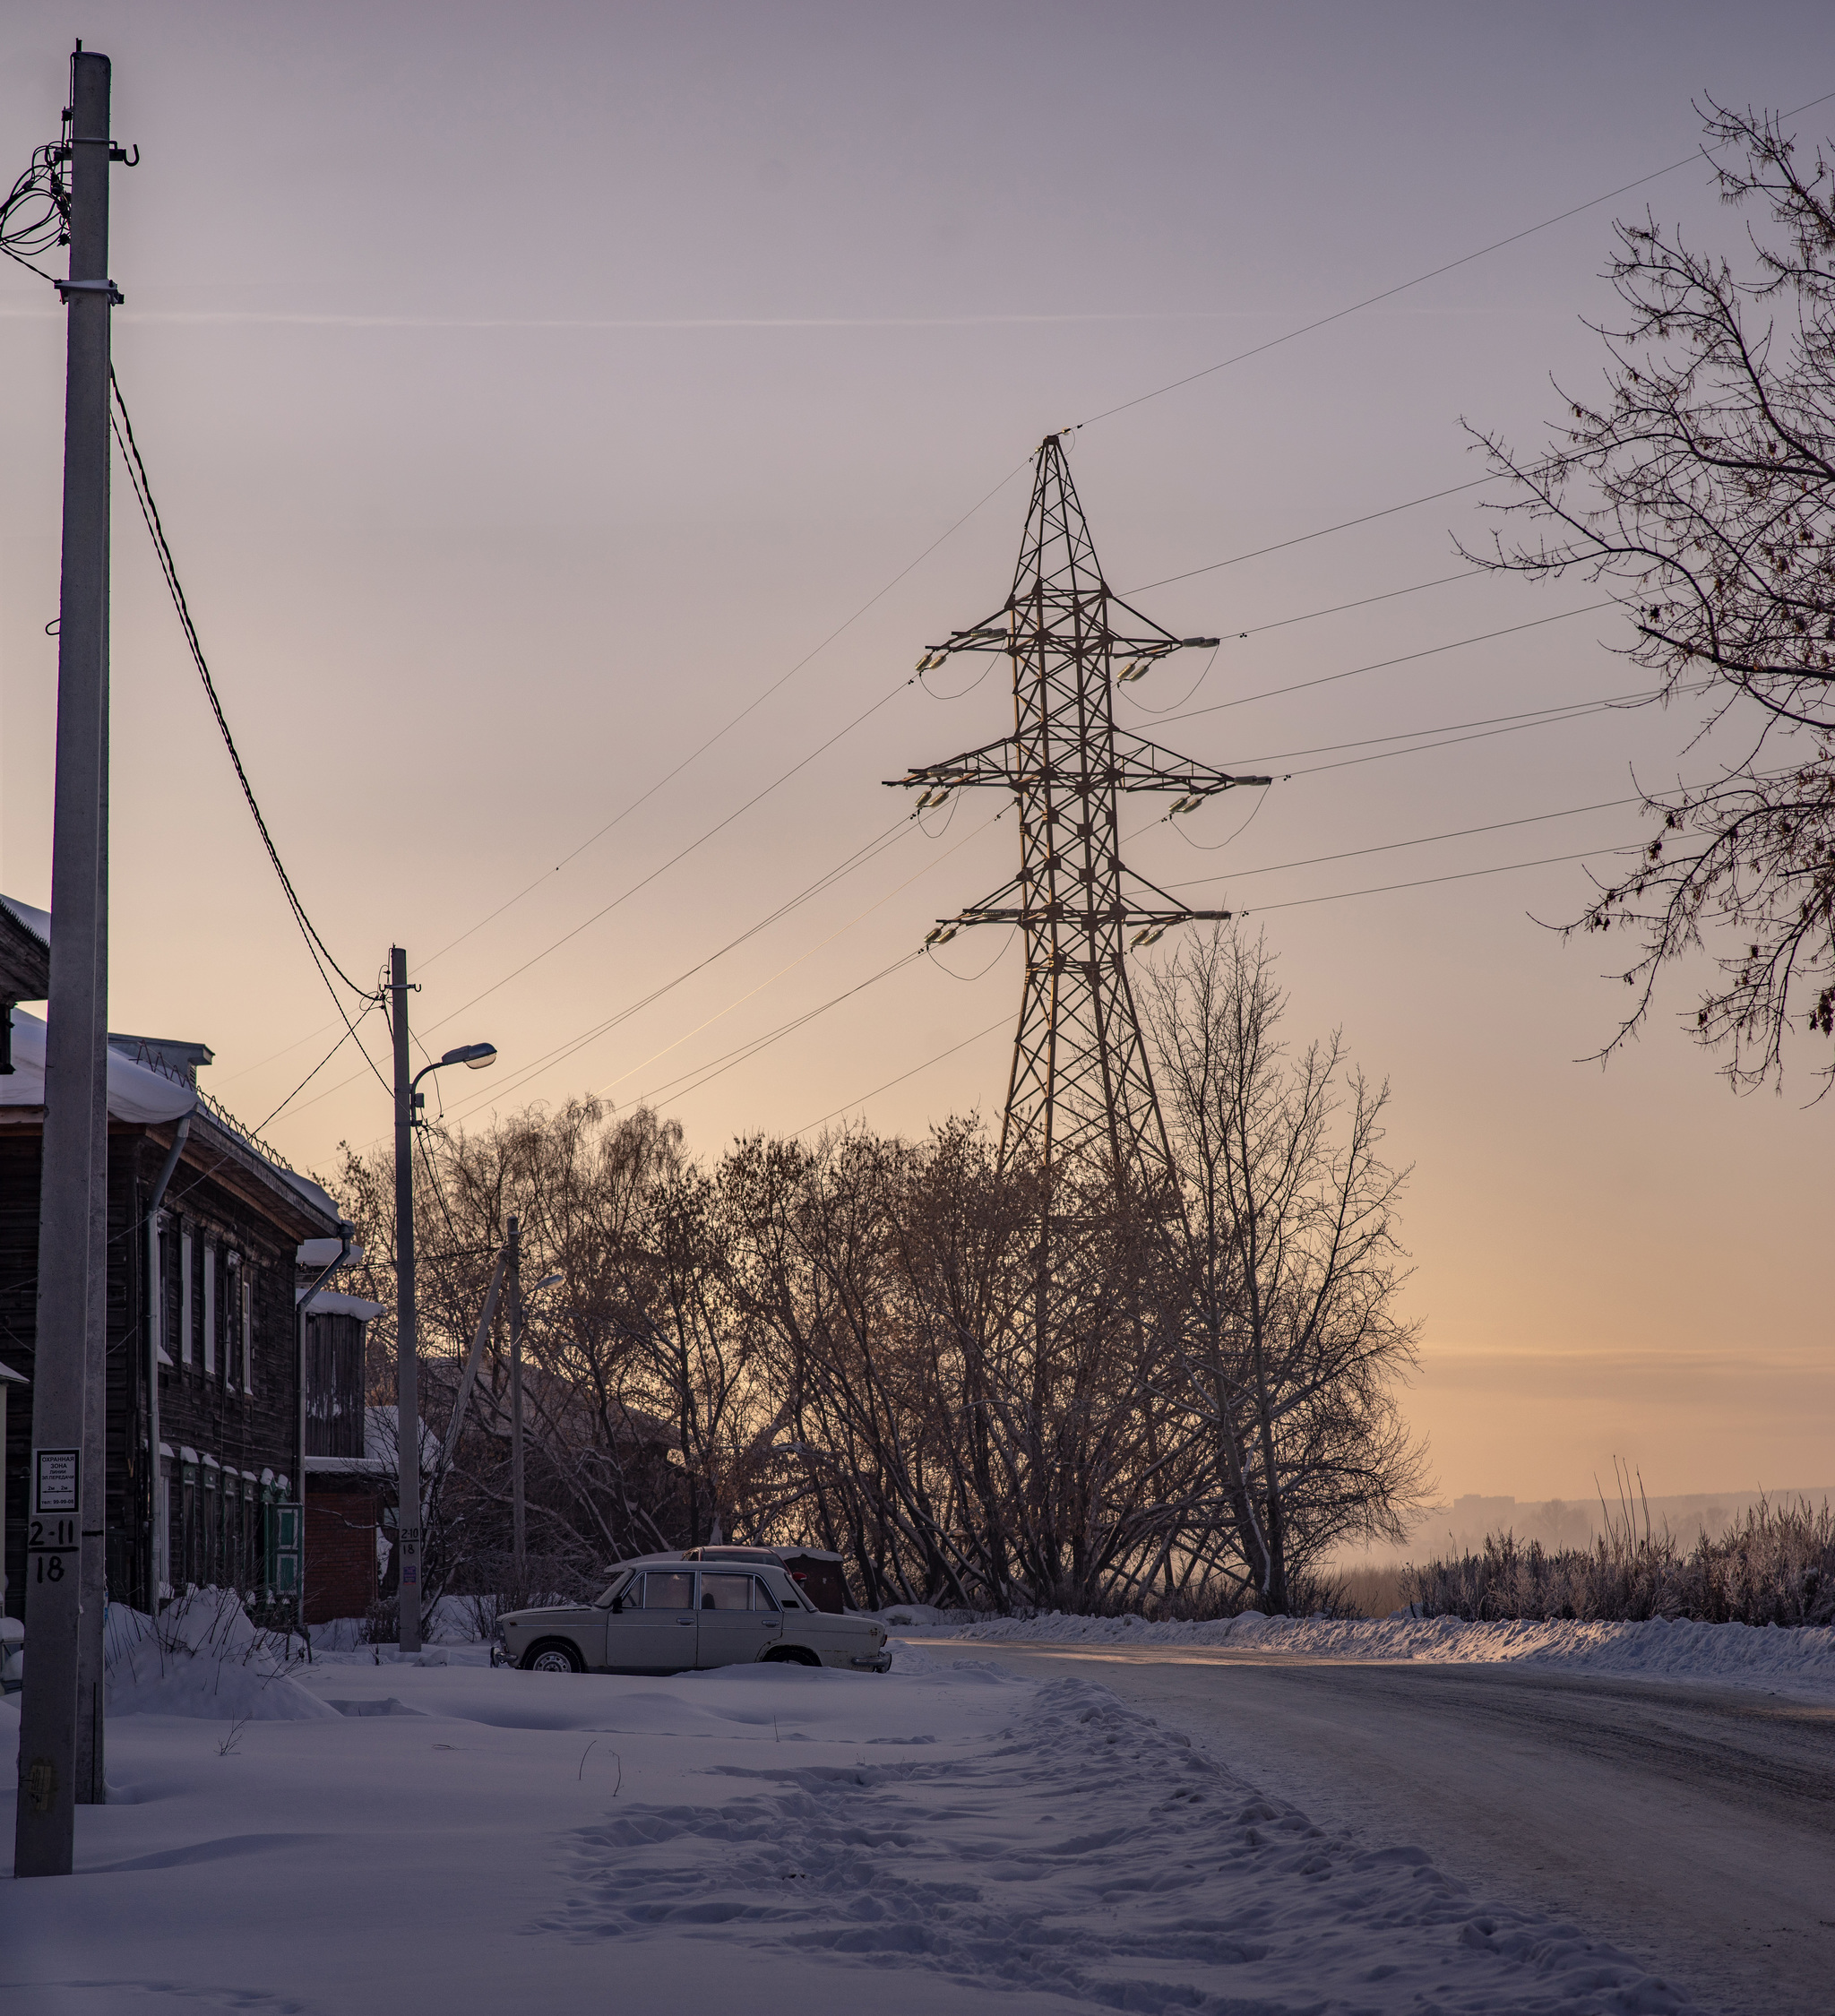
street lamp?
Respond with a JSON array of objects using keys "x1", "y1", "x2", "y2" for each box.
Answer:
[{"x1": 389, "y1": 946, "x2": 495, "y2": 1657}]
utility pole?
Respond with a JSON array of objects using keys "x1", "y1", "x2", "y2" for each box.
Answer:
[
  {"x1": 389, "y1": 947, "x2": 424, "y2": 1658},
  {"x1": 507, "y1": 1213, "x2": 525, "y2": 1590},
  {"x1": 386, "y1": 1003, "x2": 495, "y2": 1658},
  {"x1": 16, "y1": 44, "x2": 125, "y2": 1878}
]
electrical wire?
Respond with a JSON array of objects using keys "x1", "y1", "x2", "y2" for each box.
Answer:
[
  {"x1": 1165, "y1": 795, "x2": 1646, "y2": 892},
  {"x1": 625, "y1": 953, "x2": 924, "y2": 1112},
  {"x1": 1119, "y1": 571, "x2": 1486, "y2": 720},
  {"x1": 1150, "y1": 601, "x2": 1619, "y2": 729},
  {"x1": 418, "y1": 458, "x2": 1030, "y2": 975},
  {"x1": 564, "y1": 807, "x2": 1004, "y2": 1107},
  {"x1": 421, "y1": 674, "x2": 921, "y2": 1038},
  {"x1": 250, "y1": 1010, "x2": 378, "y2": 1134},
  {"x1": 1165, "y1": 786, "x2": 1273, "y2": 854},
  {"x1": 108, "y1": 373, "x2": 390, "y2": 1108},
  {"x1": 281, "y1": 808, "x2": 924, "y2": 1126},
  {"x1": 109, "y1": 375, "x2": 372, "y2": 1003},
  {"x1": 422, "y1": 806, "x2": 1005, "y2": 1136},
  {"x1": 1122, "y1": 483, "x2": 1499, "y2": 597},
  {"x1": 1072, "y1": 86, "x2": 1835, "y2": 432},
  {"x1": 926, "y1": 925, "x2": 1018, "y2": 984},
  {"x1": 794, "y1": 1016, "x2": 1011, "y2": 1138},
  {"x1": 1231, "y1": 846, "x2": 1641, "y2": 917}
]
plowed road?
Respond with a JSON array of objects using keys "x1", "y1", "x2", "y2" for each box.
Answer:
[{"x1": 918, "y1": 1639, "x2": 1835, "y2": 2015}]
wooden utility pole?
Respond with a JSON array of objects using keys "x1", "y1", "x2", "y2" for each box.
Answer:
[{"x1": 16, "y1": 44, "x2": 124, "y2": 1877}]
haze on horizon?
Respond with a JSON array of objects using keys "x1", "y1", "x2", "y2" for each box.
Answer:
[{"x1": 0, "y1": 1, "x2": 1828, "y2": 1508}]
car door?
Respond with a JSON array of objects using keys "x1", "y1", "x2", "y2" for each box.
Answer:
[
  {"x1": 602, "y1": 1569, "x2": 700, "y2": 1672},
  {"x1": 694, "y1": 1572, "x2": 781, "y2": 1668}
]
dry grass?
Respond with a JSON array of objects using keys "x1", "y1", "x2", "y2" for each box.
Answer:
[
  {"x1": 1327, "y1": 1563, "x2": 1409, "y2": 1618},
  {"x1": 1402, "y1": 1492, "x2": 1835, "y2": 1627}
]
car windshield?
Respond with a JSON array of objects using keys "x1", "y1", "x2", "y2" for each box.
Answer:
[{"x1": 595, "y1": 1573, "x2": 633, "y2": 1607}]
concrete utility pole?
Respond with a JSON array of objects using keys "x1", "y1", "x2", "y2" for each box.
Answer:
[
  {"x1": 16, "y1": 44, "x2": 124, "y2": 1878},
  {"x1": 508, "y1": 1214, "x2": 525, "y2": 1590},
  {"x1": 388, "y1": 958, "x2": 495, "y2": 1659},
  {"x1": 389, "y1": 947, "x2": 424, "y2": 1657}
]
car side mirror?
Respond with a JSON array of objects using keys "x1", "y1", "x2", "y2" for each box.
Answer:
[{"x1": 610, "y1": 1598, "x2": 624, "y2": 1614}]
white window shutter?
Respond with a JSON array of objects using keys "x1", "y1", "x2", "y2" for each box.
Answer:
[
  {"x1": 180, "y1": 1229, "x2": 194, "y2": 1367},
  {"x1": 203, "y1": 1244, "x2": 216, "y2": 1377}
]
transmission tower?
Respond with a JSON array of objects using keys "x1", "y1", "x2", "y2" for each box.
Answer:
[{"x1": 890, "y1": 433, "x2": 1271, "y2": 1195}]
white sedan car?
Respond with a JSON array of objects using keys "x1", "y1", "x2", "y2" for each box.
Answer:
[{"x1": 495, "y1": 1561, "x2": 891, "y2": 1676}]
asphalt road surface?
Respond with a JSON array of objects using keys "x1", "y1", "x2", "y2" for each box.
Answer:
[{"x1": 921, "y1": 1639, "x2": 1835, "y2": 2015}]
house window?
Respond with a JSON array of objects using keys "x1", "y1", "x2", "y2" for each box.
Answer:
[
  {"x1": 242, "y1": 1276, "x2": 254, "y2": 1394},
  {"x1": 203, "y1": 1244, "x2": 216, "y2": 1378},
  {"x1": 203, "y1": 1462, "x2": 219, "y2": 1581},
  {"x1": 155, "y1": 1448, "x2": 173, "y2": 1598},
  {"x1": 180, "y1": 1230, "x2": 194, "y2": 1368},
  {"x1": 150, "y1": 1213, "x2": 165, "y2": 1369},
  {"x1": 181, "y1": 1456, "x2": 198, "y2": 1585},
  {"x1": 306, "y1": 1313, "x2": 367, "y2": 1458}
]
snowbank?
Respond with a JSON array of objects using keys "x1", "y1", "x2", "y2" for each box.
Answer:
[
  {"x1": 105, "y1": 1587, "x2": 330, "y2": 1721},
  {"x1": 909, "y1": 1607, "x2": 1835, "y2": 1693}
]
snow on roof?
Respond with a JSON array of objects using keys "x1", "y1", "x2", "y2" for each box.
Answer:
[
  {"x1": 299, "y1": 1236, "x2": 364, "y2": 1269},
  {"x1": 0, "y1": 1008, "x2": 194, "y2": 1126},
  {"x1": 0, "y1": 892, "x2": 51, "y2": 946},
  {"x1": 280, "y1": 1167, "x2": 341, "y2": 1224},
  {"x1": 0, "y1": 1358, "x2": 27, "y2": 1384},
  {"x1": 298, "y1": 1287, "x2": 384, "y2": 1320}
]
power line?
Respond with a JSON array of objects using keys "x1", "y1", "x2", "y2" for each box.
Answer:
[
  {"x1": 444, "y1": 806, "x2": 1007, "y2": 1131},
  {"x1": 1150, "y1": 600, "x2": 1619, "y2": 728},
  {"x1": 108, "y1": 371, "x2": 390, "y2": 1106},
  {"x1": 281, "y1": 809, "x2": 923, "y2": 1127},
  {"x1": 1166, "y1": 795, "x2": 1644, "y2": 892},
  {"x1": 1073, "y1": 87, "x2": 1835, "y2": 431},
  {"x1": 250, "y1": 1010, "x2": 378, "y2": 1134},
  {"x1": 794, "y1": 1016, "x2": 1010, "y2": 1138},
  {"x1": 1232, "y1": 846, "x2": 1641, "y2": 916},
  {"x1": 418, "y1": 457, "x2": 1030, "y2": 975},
  {"x1": 626, "y1": 953, "x2": 924, "y2": 1113},
  {"x1": 1123, "y1": 479, "x2": 1499, "y2": 596},
  {"x1": 422, "y1": 673, "x2": 920, "y2": 1039}
]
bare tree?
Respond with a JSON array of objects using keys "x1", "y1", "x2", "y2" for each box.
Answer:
[
  {"x1": 1467, "y1": 101, "x2": 1835, "y2": 1091},
  {"x1": 1143, "y1": 926, "x2": 1427, "y2": 1611}
]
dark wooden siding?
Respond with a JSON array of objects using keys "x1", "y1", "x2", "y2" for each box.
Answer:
[{"x1": 2, "y1": 1125, "x2": 319, "y2": 1617}]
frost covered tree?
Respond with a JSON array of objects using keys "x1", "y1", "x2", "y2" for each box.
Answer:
[
  {"x1": 1468, "y1": 102, "x2": 1835, "y2": 1090},
  {"x1": 1143, "y1": 926, "x2": 1426, "y2": 1612}
]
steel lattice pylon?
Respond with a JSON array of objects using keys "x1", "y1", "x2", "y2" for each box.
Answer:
[{"x1": 890, "y1": 434, "x2": 1272, "y2": 1194}]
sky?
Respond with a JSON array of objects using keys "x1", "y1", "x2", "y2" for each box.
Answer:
[{"x1": 0, "y1": 1, "x2": 1830, "y2": 1503}]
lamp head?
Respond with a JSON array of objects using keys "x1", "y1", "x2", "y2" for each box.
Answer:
[{"x1": 442, "y1": 1042, "x2": 497, "y2": 1071}]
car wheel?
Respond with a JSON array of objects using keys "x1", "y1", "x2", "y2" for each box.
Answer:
[
  {"x1": 521, "y1": 1639, "x2": 584, "y2": 1674},
  {"x1": 762, "y1": 1646, "x2": 821, "y2": 1667}
]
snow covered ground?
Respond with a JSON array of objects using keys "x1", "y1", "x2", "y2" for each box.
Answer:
[
  {"x1": 1, "y1": 1607, "x2": 1701, "y2": 2014},
  {"x1": 887, "y1": 1607, "x2": 1835, "y2": 1699}
]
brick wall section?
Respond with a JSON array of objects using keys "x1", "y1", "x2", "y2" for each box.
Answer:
[{"x1": 305, "y1": 1486, "x2": 378, "y2": 1624}]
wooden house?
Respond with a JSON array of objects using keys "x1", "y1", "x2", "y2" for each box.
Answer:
[{"x1": 0, "y1": 911, "x2": 349, "y2": 1620}]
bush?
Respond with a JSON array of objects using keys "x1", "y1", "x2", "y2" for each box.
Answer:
[{"x1": 1403, "y1": 1495, "x2": 1835, "y2": 1626}]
